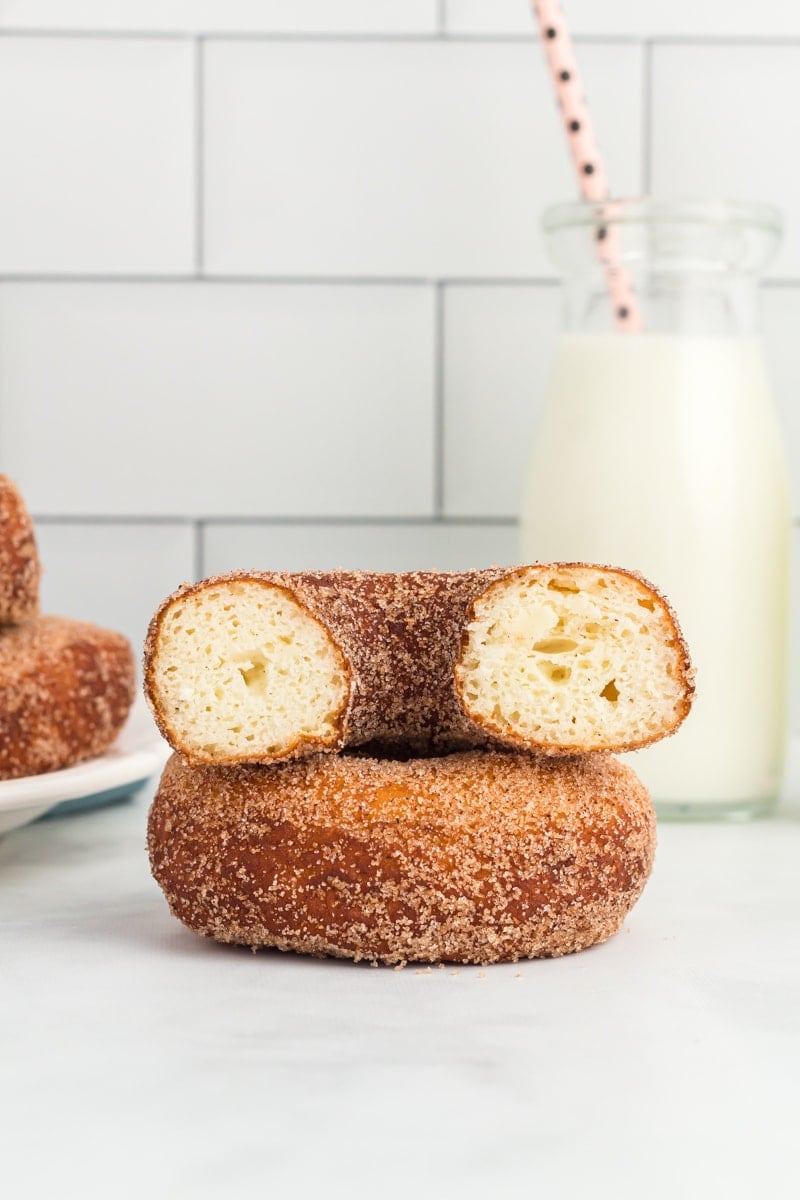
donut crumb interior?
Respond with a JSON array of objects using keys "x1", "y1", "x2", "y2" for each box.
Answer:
[
  {"x1": 456, "y1": 566, "x2": 686, "y2": 750},
  {"x1": 151, "y1": 581, "x2": 348, "y2": 759}
]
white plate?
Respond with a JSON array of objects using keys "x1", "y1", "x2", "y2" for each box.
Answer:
[{"x1": 0, "y1": 698, "x2": 170, "y2": 836}]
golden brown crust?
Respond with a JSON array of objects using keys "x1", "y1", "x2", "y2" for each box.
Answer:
[
  {"x1": 148, "y1": 749, "x2": 656, "y2": 965},
  {"x1": 0, "y1": 615, "x2": 136, "y2": 779},
  {"x1": 144, "y1": 565, "x2": 694, "y2": 765},
  {"x1": 0, "y1": 475, "x2": 41, "y2": 625}
]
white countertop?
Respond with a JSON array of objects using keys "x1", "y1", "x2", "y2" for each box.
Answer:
[{"x1": 2, "y1": 778, "x2": 799, "y2": 1200}]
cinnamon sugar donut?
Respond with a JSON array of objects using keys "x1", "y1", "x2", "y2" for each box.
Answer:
[
  {"x1": 148, "y1": 749, "x2": 656, "y2": 965},
  {"x1": 0, "y1": 616, "x2": 136, "y2": 779},
  {"x1": 144, "y1": 565, "x2": 693, "y2": 766},
  {"x1": 0, "y1": 475, "x2": 40, "y2": 625}
]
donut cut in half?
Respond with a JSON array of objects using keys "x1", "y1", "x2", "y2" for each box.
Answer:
[{"x1": 144, "y1": 565, "x2": 693, "y2": 766}]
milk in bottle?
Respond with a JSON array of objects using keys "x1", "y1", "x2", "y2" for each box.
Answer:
[{"x1": 520, "y1": 200, "x2": 790, "y2": 818}]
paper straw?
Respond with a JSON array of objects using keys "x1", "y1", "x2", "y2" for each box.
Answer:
[{"x1": 531, "y1": 0, "x2": 642, "y2": 332}]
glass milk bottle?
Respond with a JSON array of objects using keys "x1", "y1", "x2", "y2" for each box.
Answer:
[{"x1": 520, "y1": 199, "x2": 790, "y2": 820}]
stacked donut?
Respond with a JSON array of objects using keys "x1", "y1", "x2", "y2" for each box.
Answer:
[
  {"x1": 0, "y1": 476, "x2": 136, "y2": 780},
  {"x1": 145, "y1": 564, "x2": 694, "y2": 966}
]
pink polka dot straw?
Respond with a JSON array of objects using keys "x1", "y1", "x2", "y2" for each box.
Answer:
[{"x1": 531, "y1": 0, "x2": 642, "y2": 332}]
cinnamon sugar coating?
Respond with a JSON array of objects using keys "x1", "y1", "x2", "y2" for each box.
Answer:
[
  {"x1": 0, "y1": 615, "x2": 136, "y2": 779},
  {"x1": 144, "y1": 569, "x2": 502, "y2": 763},
  {"x1": 144, "y1": 565, "x2": 693, "y2": 765},
  {"x1": 148, "y1": 750, "x2": 656, "y2": 965},
  {"x1": 0, "y1": 475, "x2": 41, "y2": 625}
]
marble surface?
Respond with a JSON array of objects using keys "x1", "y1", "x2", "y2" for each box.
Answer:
[{"x1": 2, "y1": 780, "x2": 799, "y2": 1200}]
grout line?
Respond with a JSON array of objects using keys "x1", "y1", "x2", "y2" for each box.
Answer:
[
  {"x1": 198, "y1": 515, "x2": 521, "y2": 527},
  {"x1": 0, "y1": 273, "x2": 563, "y2": 287},
  {"x1": 37, "y1": 513, "x2": 520, "y2": 528},
  {"x1": 193, "y1": 37, "x2": 205, "y2": 276},
  {"x1": 193, "y1": 521, "x2": 205, "y2": 579},
  {"x1": 2, "y1": 28, "x2": 799, "y2": 46},
  {"x1": 641, "y1": 40, "x2": 653, "y2": 195},
  {"x1": 433, "y1": 282, "x2": 446, "y2": 517},
  {"x1": 195, "y1": 32, "x2": 644, "y2": 45},
  {"x1": 0, "y1": 274, "x2": 197, "y2": 285},
  {"x1": 29, "y1": 512, "x2": 800, "y2": 527},
  {"x1": 638, "y1": 34, "x2": 800, "y2": 47},
  {"x1": 0, "y1": 273, "x2": 433, "y2": 286},
  {"x1": 0, "y1": 28, "x2": 647, "y2": 45},
  {"x1": 437, "y1": 1, "x2": 447, "y2": 37},
  {"x1": 178, "y1": 515, "x2": 510, "y2": 527},
  {"x1": 443, "y1": 277, "x2": 560, "y2": 288},
  {"x1": 0, "y1": 28, "x2": 193, "y2": 40},
  {"x1": 5, "y1": 272, "x2": 800, "y2": 296},
  {"x1": 8, "y1": 273, "x2": 800, "y2": 288},
  {"x1": 31, "y1": 514, "x2": 519, "y2": 526},
  {"x1": 33, "y1": 515, "x2": 197, "y2": 525}
]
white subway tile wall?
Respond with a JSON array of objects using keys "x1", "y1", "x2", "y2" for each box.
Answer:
[
  {"x1": 651, "y1": 44, "x2": 800, "y2": 279},
  {"x1": 0, "y1": 38, "x2": 194, "y2": 274},
  {"x1": 0, "y1": 2, "x2": 439, "y2": 35},
  {"x1": 0, "y1": 2, "x2": 799, "y2": 734},
  {"x1": 202, "y1": 40, "x2": 643, "y2": 277},
  {"x1": 33, "y1": 522, "x2": 196, "y2": 662},
  {"x1": 444, "y1": 1, "x2": 800, "y2": 38},
  {"x1": 203, "y1": 522, "x2": 518, "y2": 576},
  {"x1": 762, "y1": 288, "x2": 800, "y2": 512},
  {"x1": 443, "y1": 284, "x2": 561, "y2": 517},
  {"x1": 0, "y1": 282, "x2": 435, "y2": 516}
]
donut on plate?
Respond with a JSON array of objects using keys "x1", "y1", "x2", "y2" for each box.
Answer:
[
  {"x1": 144, "y1": 564, "x2": 693, "y2": 767},
  {"x1": 0, "y1": 615, "x2": 136, "y2": 779},
  {"x1": 0, "y1": 475, "x2": 40, "y2": 626},
  {"x1": 148, "y1": 748, "x2": 656, "y2": 966}
]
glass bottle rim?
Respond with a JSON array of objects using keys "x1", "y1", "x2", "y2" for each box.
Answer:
[{"x1": 543, "y1": 196, "x2": 782, "y2": 237}]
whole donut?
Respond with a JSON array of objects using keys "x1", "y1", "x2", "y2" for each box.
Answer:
[
  {"x1": 148, "y1": 750, "x2": 656, "y2": 965},
  {"x1": 0, "y1": 615, "x2": 136, "y2": 779},
  {"x1": 0, "y1": 475, "x2": 40, "y2": 625}
]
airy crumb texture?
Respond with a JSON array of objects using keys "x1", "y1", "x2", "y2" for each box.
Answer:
[
  {"x1": 148, "y1": 749, "x2": 656, "y2": 966},
  {"x1": 145, "y1": 566, "x2": 693, "y2": 766},
  {"x1": 0, "y1": 615, "x2": 136, "y2": 779},
  {"x1": 456, "y1": 564, "x2": 693, "y2": 753},
  {"x1": 0, "y1": 475, "x2": 41, "y2": 625},
  {"x1": 149, "y1": 580, "x2": 349, "y2": 762}
]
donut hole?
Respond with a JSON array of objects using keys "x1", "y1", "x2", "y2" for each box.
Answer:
[
  {"x1": 152, "y1": 581, "x2": 349, "y2": 760},
  {"x1": 455, "y1": 565, "x2": 688, "y2": 750}
]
